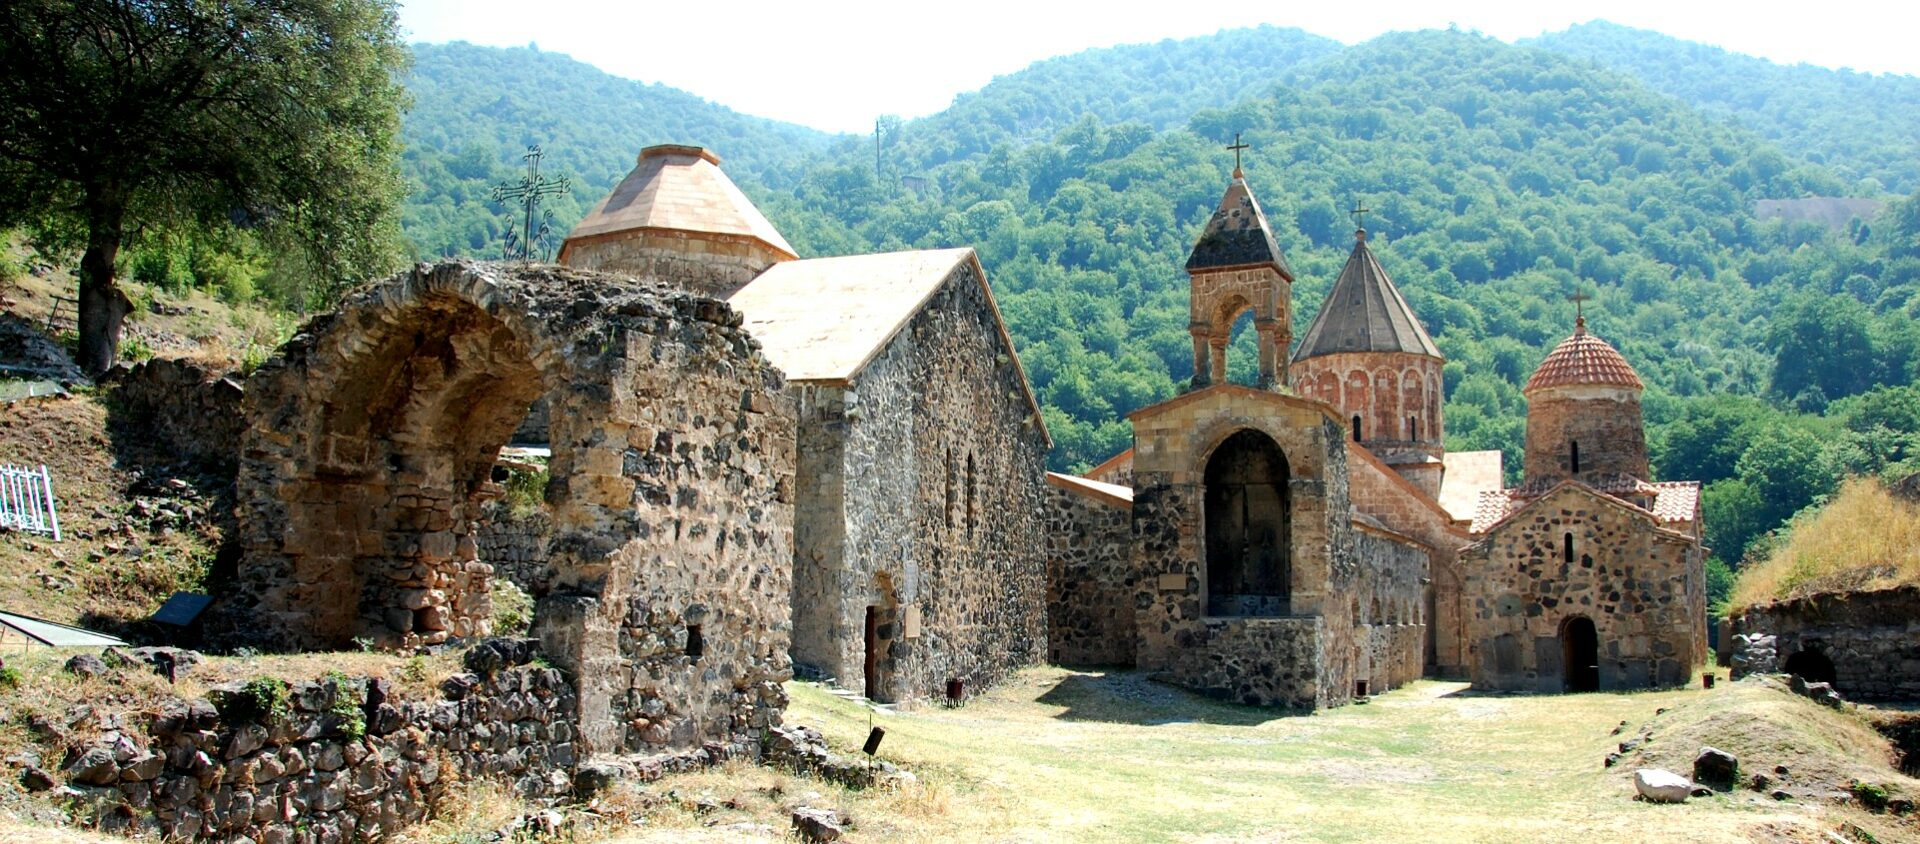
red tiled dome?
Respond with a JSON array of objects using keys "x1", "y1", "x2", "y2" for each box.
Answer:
[{"x1": 1524, "y1": 319, "x2": 1643, "y2": 393}]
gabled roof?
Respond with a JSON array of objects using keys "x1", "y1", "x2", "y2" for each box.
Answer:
[
  {"x1": 1127, "y1": 382, "x2": 1337, "y2": 423},
  {"x1": 728, "y1": 247, "x2": 1050, "y2": 445},
  {"x1": 1046, "y1": 472, "x2": 1131, "y2": 508},
  {"x1": 1185, "y1": 176, "x2": 1292, "y2": 279},
  {"x1": 1524, "y1": 318, "x2": 1642, "y2": 393},
  {"x1": 561, "y1": 144, "x2": 796, "y2": 258},
  {"x1": 1469, "y1": 478, "x2": 1698, "y2": 539},
  {"x1": 1293, "y1": 231, "x2": 1441, "y2": 362}
]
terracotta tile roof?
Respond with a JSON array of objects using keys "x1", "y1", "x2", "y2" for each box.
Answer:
[
  {"x1": 1185, "y1": 176, "x2": 1292, "y2": 278},
  {"x1": 1438, "y1": 450, "x2": 1504, "y2": 522},
  {"x1": 1523, "y1": 319, "x2": 1643, "y2": 393},
  {"x1": 1470, "y1": 478, "x2": 1701, "y2": 534},
  {"x1": 563, "y1": 144, "x2": 796, "y2": 257},
  {"x1": 1292, "y1": 232, "x2": 1441, "y2": 362},
  {"x1": 1046, "y1": 472, "x2": 1131, "y2": 508}
]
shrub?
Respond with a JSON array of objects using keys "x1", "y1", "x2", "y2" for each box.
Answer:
[
  {"x1": 491, "y1": 577, "x2": 534, "y2": 637},
  {"x1": 209, "y1": 677, "x2": 291, "y2": 725}
]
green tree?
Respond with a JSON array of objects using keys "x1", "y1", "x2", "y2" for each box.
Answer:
[{"x1": 0, "y1": 0, "x2": 409, "y2": 373}]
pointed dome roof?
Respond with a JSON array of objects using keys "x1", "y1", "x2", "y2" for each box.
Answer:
[
  {"x1": 1524, "y1": 318, "x2": 1644, "y2": 393},
  {"x1": 1292, "y1": 230, "x2": 1441, "y2": 362},
  {"x1": 562, "y1": 144, "x2": 796, "y2": 258},
  {"x1": 1186, "y1": 175, "x2": 1292, "y2": 279}
]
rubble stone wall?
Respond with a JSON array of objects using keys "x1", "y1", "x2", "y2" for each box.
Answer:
[
  {"x1": 1352, "y1": 529, "x2": 1429, "y2": 693},
  {"x1": 111, "y1": 357, "x2": 246, "y2": 472},
  {"x1": 56, "y1": 645, "x2": 573, "y2": 843},
  {"x1": 476, "y1": 501, "x2": 553, "y2": 597},
  {"x1": 560, "y1": 230, "x2": 783, "y2": 300},
  {"x1": 1463, "y1": 484, "x2": 1705, "y2": 692},
  {"x1": 1522, "y1": 386, "x2": 1649, "y2": 485},
  {"x1": 787, "y1": 262, "x2": 1049, "y2": 702},
  {"x1": 1731, "y1": 586, "x2": 1920, "y2": 701},
  {"x1": 1043, "y1": 482, "x2": 1134, "y2": 666},
  {"x1": 1344, "y1": 450, "x2": 1467, "y2": 676},
  {"x1": 231, "y1": 261, "x2": 796, "y2": 759}
]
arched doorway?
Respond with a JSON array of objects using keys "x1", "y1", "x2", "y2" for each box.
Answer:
[
  {"x1": 1561, "y1": 616, "x2": 1600, "y2": 692},
  {"x1": 1203, "y1": 429, "x2": 1291, "y2": 617},
  {"x1": 1784, "y1": 650, "x2": 1836, "y2": 684}
]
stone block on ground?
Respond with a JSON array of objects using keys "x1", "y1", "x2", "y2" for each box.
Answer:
[
  {"x1": 791, "y1": 807, "x2": 844, "y2": 842},
  {"x1": 1693, "y1": 746, "x2": 1738, "y2": 788},
  {"x1": 1634, "y1": 768, "x2": 1693, "y2": 803}
]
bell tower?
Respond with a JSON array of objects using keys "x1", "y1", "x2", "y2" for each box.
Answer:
[{"x1": 1185, "y1": 135, "x2": 1293, "y2": 391}]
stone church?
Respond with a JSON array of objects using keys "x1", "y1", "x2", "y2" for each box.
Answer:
[
  {"x1": 558, "y1": 145, "x2": 1050, "y2": 704},
  {"x1": 1462, "y1": 317, "x2": 1707, "y2": 691}
]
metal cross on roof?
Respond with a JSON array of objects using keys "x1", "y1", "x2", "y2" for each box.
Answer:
[
  {"x1": 1350, "y1": 200, "x2": 1371, "y2": 232},
  {"x1": 492, "y1": 145, "x2": 572, "y2": 262},
  {"x1": 1568, "y1": 291, "x2": 1593, "y2": 331},
  {"x1": 1227, "y1": 132, "x2": 1250, "y2": 177}
]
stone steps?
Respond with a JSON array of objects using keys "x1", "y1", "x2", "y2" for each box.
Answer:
[{"x1": 817, "y1": 680, "x2": 895, "y2": 714}]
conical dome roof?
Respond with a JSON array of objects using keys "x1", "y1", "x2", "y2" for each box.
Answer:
[
  {"x1": 562, "y1": 144, "x2": 795, "y2": 258},
  {"x1": 1292, "y1": 230, "x2": 1440, "y2": 362},
  {"x1": 1185, "y1": 176, "x2": 1292, "y2": 279},
  {"x1": 1524, "y1": 318, "x2": 1643, "y2": 393}
]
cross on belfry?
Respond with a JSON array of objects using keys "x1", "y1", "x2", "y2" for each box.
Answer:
[
  {"x1": 492, "y1": 145, "x2": 572, "y2": 262},
  {"x1": 1350, "y1": 201, "x2": 1371, "y2": 231},
  {"x1": 1568, "y1": 291, "x2": 1593, "y2": 330},
  {"x1": 1227, "y1": 132, "x2": 1250, "y2": 177}
]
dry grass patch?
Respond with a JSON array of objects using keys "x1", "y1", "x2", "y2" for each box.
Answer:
[{"x1": 1733, "y1": 477, "x2": 1920, "y2": 611}]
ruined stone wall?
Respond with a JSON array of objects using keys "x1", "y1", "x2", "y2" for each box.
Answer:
[
  {"x1": 1129, "y1": 388, "x2": 1358, "y2": 709},
  {"x1": 109, "y1": 357, "x2": 245, "y2": 472},
  {"x1": 231, "y1": 262, "x2": 795, "y2": 760},
  {"x1": 1463, "y1": 485, "x2": 1705, "y2": 692},
  {"x1": 1044, "y1": 483, "x2": 1134, "y2": 666},
  {"x1": 476, "y1": 501, "x2": 553, "y2": 596},
  {"x1": 55, "y1": 644, "x2": 573, "y2": 842},
  {"x1": 1731, "y1": 586, "x2": 1920, "y2": 701},
  {"x1": 788, "y1": 384, "x2": 849, "y2": 682},
  {"x1": 560, "y1": 231, "x2": 782, "y2": 300},
  {"x1": 787, "y1": 263, "x2": 1048, "y2": 702}
]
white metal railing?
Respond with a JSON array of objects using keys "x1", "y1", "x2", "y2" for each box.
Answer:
[{"x1": 0, "y1": 464, "x2": 60, "y2": 541}]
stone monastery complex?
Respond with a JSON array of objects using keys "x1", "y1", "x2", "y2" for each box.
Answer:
[{"x1": 226, "y1": 141, "x2": 1709, "y2": 766}]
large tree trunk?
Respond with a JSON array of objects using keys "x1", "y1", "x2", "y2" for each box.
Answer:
[{"x1": 76, "y1": 192, "x2": 132, "y2": 377}]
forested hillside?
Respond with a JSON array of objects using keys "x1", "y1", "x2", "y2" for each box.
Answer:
[
  {"x1": 386, "y1": 26, "x2": 1920, "y2": 606},
  {"x1": 1528, "y1": 21, "x2": 1920, "y2": 193},
  {"x1": 400, "y1": 42, "x2": 840, "y2": 258}
]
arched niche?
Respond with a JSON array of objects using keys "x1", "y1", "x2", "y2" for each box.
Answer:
[{"x1": 1203, "y1": 429, "x2": 1292, "y2": 617}]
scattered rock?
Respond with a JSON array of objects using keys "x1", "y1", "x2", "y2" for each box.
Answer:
[
  {"x1": 1751, "y1": 773, "x2": 1772, "y2": 791},
  {"x1": 1692, "y1": 746, "x2": 1738, "y2": 788},
  {"x1": 1689, "y1": 786, "x2": 1714, "y2": 798},
  {"x1": 1603, "y1": 752, "x2": 1621, "y2": 768},
  {"x1": 791, "y1": 807, "x2": 845, "y2": 842},
  {"x1": 19, "y1": 766, "x2": 56, "y2": 791},
  {"x1": 63, "y1": 653, "x2": 109, "y2": 678},
  {"x1": 1771, "y1": 789, "x2": 1793, "y2": 801},
  {"x1": 1634, "y1": 768, "x2": 1693, "y2": 804}
]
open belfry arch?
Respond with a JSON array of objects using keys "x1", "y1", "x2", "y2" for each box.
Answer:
[
  {"x1": 1186, "y1": 137, "x2": 1293, "y2": 391},
  {"x1": 231, "y1": 261, "x2": 797, "y2": 755}
]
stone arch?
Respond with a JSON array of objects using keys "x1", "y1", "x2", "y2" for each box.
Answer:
[
  {"x1": 1401, "y1": 369, "x2": 1425, "y2": 441},
  {"x1": 1202, "y1": 429, "x2": 1292, "y2": 617},
  {"x1": 1784, "y1": 649, "x2": 1836, "y2": 684},
  {"x1": 1560, "y1": 615, "x2": 1601, "y2": 692},
  {"x1": 1313, "y1": 370, "x2": 1339, "y2": 405},
  {"x1": 231, "y1": 261, "x2": 797, "y2": 756},
  {"x1": 1343, "y1": 369, "x2": 1371, "y2": 436},
  {"x1": 1426, "y1": 371, "x2": 1442, "y2": 428}
]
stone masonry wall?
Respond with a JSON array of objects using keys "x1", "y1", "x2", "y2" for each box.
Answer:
[
  {"x1": 109, "y1": 357, "x2": 246, "y2": 473},
  {"x1": 476, "y1": 501, "x2": 553, "y2": 597},
  {"x1": 1352, "y1": 529, "x2": 1429, "y2": 694},
  {"x1": 55, "y1": 642, "x2": 573, "y2": 843},
  {"x1": 1463, "y1": 484, "x2": 1705, "y2": 692},
  {"x1": 1129, "y1": 387, "x2": 1359, "y2": 710},
  {"x1": 1345, "y1": 447, "x2": 1469, "y2": 676},
  {"x1": 1731, "y1": 586, "x2": 1920, "y2": 701},
  {"x1": 1522, "y1": 387, "x2": 1649, "y2": 486},
  {"x1": 788, "y1": 262, "x2": 1049, "y2": 703},
  {"x1": 561, "y1": 230, "x2": 783, "y2": 300},
  {"x1": 1044, "y1": 483, "x2": 1134, "y2": 666}
]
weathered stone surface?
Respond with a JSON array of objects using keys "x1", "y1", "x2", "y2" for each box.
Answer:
[
  {"x1": 1732, "y1": 586, "x2": 1920, "y2": 702},
  {"x1": 1043, "y1": 481, "x2": 1133, "y2": 666},
  {"x1": 1693, "y1": 747, "x2": 1738, "y2": 788},
  {"x1": 107, "y1": 357, "x2": 244, "y2": 473},
  {"x1": 1634, "y1": 768, "x2": 1693, "y2": 803},
  {"x1": 64, "y1": 653, "x2": 109, "y2": 678},
  {"x1": 791, "y1": 807, "x2": 845, "y2": 842}
]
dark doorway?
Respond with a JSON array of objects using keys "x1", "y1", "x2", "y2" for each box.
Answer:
[
  {"x1": 1561, "y1": 616, "x2": 1600, "y2": 692},
  {"x1": 1204, "y1": 429, "x2": 1291, "y2": 616},
  {"x1": 863, "y1": 605, "x2": 880, "y2": 700},
  {"x1": 1784, "y1": 650, "x2": 1836, "y2": 684}
]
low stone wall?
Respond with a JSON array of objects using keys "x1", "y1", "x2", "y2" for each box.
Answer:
[
  {"x1": 477, "y1": 501, "x2": 553, "y2": 597},
  {"x1": 53, "y1": 640, "x2": 573, "y2": 842},
  {"x1": 1731, "y1": 586, "x2": 1920, "y2": 701},
  {"x1": 108, "y1": 357, "x2": 245, "y2": 472},
  {"x1": 1150, "y1": 616, "x2": 1327, "y2": 710},
  {"x1": 1043, "y1": 483, "x2": 1133, "y2": 666}
]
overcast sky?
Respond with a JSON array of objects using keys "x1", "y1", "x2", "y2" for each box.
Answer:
[{"x1": 397, "y1": 1, "x2": 1920, "y2": 134}]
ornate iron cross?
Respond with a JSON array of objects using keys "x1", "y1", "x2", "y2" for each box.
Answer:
[{"x1": 492, "y1": 145, "x2": 571, "y2": 262}]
